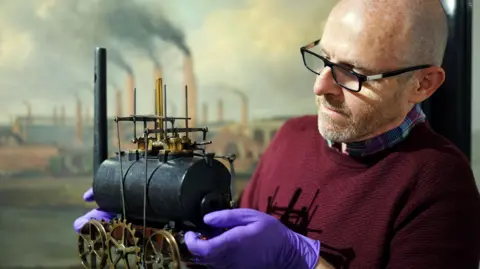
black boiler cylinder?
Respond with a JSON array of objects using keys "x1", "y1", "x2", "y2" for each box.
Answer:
[{"x1": 92, "y1": 153, "x2": 233, "y2": 229}]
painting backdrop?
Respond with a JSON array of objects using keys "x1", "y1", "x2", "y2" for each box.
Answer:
[{"x1": 0, "y1": 0, "x2": 337, "y2": 268}]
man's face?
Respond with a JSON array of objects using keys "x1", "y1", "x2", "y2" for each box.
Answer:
[{"x1": 313, "y1": 7, "x2": 413, "y2": 143}]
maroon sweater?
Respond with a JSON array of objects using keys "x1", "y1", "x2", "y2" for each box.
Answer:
[{"x1": 239, "y1": 115, "x2": 480, "y2": 269}]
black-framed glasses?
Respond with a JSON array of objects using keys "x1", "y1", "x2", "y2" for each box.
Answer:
[{"x1": 300, "y1": 39, "x2": 432, "y2": 92}]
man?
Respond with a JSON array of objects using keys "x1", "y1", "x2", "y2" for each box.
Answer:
[{"x1": 74, "y1": 0, "x2": 480, "y2": 268}]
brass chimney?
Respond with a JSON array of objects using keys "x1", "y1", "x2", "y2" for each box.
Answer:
[{"x1": 155, "y1": 77, "x2": 164, "y2": 141}]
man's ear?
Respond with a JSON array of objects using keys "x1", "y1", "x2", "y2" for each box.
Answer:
[{"x1": 408, "y1": 66, "x2": 446, "y2": 103}]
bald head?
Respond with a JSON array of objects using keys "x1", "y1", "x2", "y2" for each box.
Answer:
[
  {"x1": 325, "y1": 0, "x2": 449, "y2": 68},
  {"x1": 313, "y1": 0, "x2": 449, "y2": 143}
]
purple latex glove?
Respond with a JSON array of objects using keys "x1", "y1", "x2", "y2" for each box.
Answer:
[
  {"x1": 184, "y1": 208, "x2": 320, "y2": 269},
  {"x1": 73, "y1": 187, "x2": 116, "y2": 233}
]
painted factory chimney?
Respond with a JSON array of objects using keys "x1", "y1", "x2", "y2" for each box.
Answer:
[
  {"x1": 126, "y1": 74, "x2": 135, "y2": 116},
  {"x1": 22, "y1": 101, "x2": 31, "y2": 140},
  {"x1": 202, "y1": 102, "x2": 208, "y2": 124},
  {"x1": 114, "y1": 88, "x2": 123, "y2": 144},
  {"x1": 60, "y1": 105, "x2": 66, "y2": 125},
  {"x1": 228, "y1": 88, "x2": 248, "y2": 127},
  {"x1": 75, "y1": 97, "x2": 83, "y2": 145},
  {"x1": 23, "y1": 101, "x2": 32, "y2": 125},
  {"x1": 85, "y1": 105, "x2": 90, "y2": 126},
  {"x1": 53, "y1": 106, "x2": 58, "y2": 125},
  {"x1": 115, "y1": 89, "x2": 123, "y2": 119},
  {"x1": 240, "y1": 94, "x2": 248, "y2": 127},
  {"x1": 218, "y1": 99, "x2": 223, "y2": 123},
  {"x1": 183, "y1": 56, "x2": 198, "y2": 127}
]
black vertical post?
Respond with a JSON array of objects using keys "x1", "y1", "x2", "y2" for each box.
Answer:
[
  {"x1": 422, "y1": 0, "x2": 472, "y2": 161},
  {"x1": 93, "y1": 47, "x2": 108, "y2": 177}
]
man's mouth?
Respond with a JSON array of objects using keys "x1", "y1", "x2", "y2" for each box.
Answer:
[{"x1": 322, "y1": 104, "x2": 346, "y2": 115}]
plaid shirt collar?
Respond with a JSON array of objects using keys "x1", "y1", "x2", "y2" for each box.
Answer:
[{"x1": 327, "y1": 104, "x2": 426, "y2": 157}]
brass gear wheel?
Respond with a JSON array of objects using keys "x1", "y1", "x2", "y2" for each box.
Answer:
[
  {"x1": 144, "y1": 229, "x2": 182, "y2": 269},
  {"x1": 77, "y1": 219, "x2": 109, "y2": 269},
  {"x1": 107, "y1": 218, "x2": 141, "y2": 268}
]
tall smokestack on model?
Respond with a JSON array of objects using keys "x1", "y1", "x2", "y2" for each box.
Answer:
[
  {"x1": 126, "y1": 74, "x2": 135, "y2": 115},
  {"x1": 218, "y1": 99, "x2": 223, "y2": 123},
  {"x1": 183, "y1": 56, "x2": 197, "y2": 127},
  {"x1": 202, "y1": 102, "x2": 208, "y2": 124},
  {"x1": 94, "y1": 47, "x2": 108, "y2": 177},
  {"x1": 75, "y1": 97, "x2": 83, "y2": 145}
]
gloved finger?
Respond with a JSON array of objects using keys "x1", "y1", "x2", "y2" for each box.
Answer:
[
  {"x1": 83, "y1": 187, "x2": 94, "y2": 202},
  {"x1": 203, "y1": 208, "x2": 262, "y2": 228}
]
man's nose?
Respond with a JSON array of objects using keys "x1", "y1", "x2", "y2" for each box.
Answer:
[{"x1": 313, "y1": 67, "x2": 343, "y2": 96}]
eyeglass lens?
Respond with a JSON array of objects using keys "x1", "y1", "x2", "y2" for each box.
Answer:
[{"x1": 303, "y1": 49, "x2": 360, "y2": 92}]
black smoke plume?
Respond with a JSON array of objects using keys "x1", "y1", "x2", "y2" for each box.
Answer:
[
  {"x1": 0, "y1": 0, "x2": 187, "y2": 93},
  {"x1": 99, "y1": 0, "x2": 190, "y2": 58},
  {"x1": 108, "y1": 49, "x2": 133, "y2": 76}
]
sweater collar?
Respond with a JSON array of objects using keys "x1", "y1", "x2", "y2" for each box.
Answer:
[{"x1": 326, "y1": 104, "x2": 426, "y2": 157}]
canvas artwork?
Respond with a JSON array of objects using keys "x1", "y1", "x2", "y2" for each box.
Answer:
[{"x1": 0, "y1": 0, "x2": 337, "y2": 268}]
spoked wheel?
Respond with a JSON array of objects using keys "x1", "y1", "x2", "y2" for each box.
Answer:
[
  {"x1": 107, "y1": 219, "x2": 141, "y2": 269},
  {"x1": 144, "y1": 229, "x2": 182, "y2": 269},
  {"x1": 77, "y1": 219, "x2": 109, "y2": 269}
]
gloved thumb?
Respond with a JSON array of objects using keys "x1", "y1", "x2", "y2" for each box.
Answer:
[
  {"x1": 184, "y1": 231, "x2": 213, "y2": 257},
  {"x1": 73, "y1": 217, "x2": 89, "y2": 233},
  {"x1": 83, "y1": 187, "x2": 94, "y2": 202},
  {"x1": 73, "y1": 209, "x2": 115, "y2": 233}
]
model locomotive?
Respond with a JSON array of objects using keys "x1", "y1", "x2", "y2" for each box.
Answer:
[{"x1": 76, "y1": 47, "x2": 237, "y2": 269}]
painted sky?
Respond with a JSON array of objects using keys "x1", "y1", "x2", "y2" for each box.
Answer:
[
  {"x1": 0, "y1": 0, "x2": 478, "y2": 130},
  {"x1": 0, "y1": 0, "x2": 336, "y2": 124}
]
